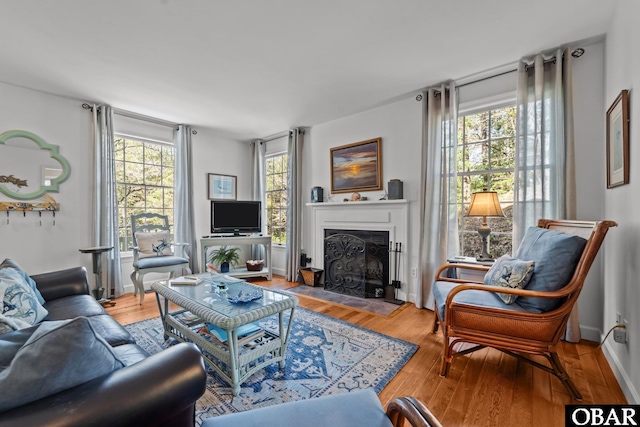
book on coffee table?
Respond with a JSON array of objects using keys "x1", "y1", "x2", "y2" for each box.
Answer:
[{"x1": 169, "y1": 276, "x2": 202, "y2": 285}]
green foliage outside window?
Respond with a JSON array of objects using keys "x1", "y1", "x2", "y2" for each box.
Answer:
[
  {"x1": 115, "y1": 136, "x2": 175, "y2": 252},
  {"x1": 266, "y1": 154, "x2": 288, "y2": 245},
  {"x1": 457, "y1": 106, "x2": 516, "y2": 258}
]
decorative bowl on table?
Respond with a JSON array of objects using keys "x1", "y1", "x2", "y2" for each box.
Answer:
[{"x1": 227, "y1": 290, "x2": 263, "y2": 304}]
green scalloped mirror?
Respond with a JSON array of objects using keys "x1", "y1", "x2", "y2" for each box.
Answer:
[{"x1": 0, "y1": 130, "x2": 71, "y2": 200}]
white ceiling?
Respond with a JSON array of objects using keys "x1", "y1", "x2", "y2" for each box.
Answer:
[{"x1": 1, "y1": 0, "x2": 615, "y2": 141}]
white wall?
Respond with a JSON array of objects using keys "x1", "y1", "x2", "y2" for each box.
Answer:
[
  {"x1": 0, "y1": 82, "x2": 250, "y2": 294},
  {"x1": 602, "y1": 0, "x2": 640, "y2": 403},
  {"x1": 0, "y1": 82, "x2": 93, "y2": 276}
]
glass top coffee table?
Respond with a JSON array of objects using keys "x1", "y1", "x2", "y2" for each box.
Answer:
[{"x1": 151, "y1": 273, "x2": 298, "y2": 395}]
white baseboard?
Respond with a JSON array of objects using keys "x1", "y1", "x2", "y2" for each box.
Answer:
[
  {"x1": 272, "y1": 267, "x2": 285, "y2": 277},
  {"x1": 580, "y1": 325, "x2": 602, "y2": 342},
  {"x1": 602, "y1": 341, "x2": 640, "y2": 404}
]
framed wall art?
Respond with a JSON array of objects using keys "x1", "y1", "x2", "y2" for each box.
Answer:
[
  {"x1": 606, "y1": 90, "x2": 630, "y2": 189},
  {"x1": 208, "y1": 173, "x2": 237, "y2": 200},
  {"x1": 330, "y1": 137, "x2": 382, "y2": 193}
]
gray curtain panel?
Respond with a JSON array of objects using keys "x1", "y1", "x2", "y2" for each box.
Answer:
[
  {"x1": 419, "y1": 83, "x2": 460, "y2": 309},
  {"x1": 285, "y1": 129, "x2": 303, "y2": 282},
  {"x1": 174, "y1": 125, "x2": 199, "y2": 273},
  {"x1": 91, "y1": 104, "x2": 124, "y2": 298},
  {"x1": 251, "y1": 140, "x2": 266, "y2": 261},
  {"x1": 514, "y1": 48, "x2": 578, "y2": 341}
]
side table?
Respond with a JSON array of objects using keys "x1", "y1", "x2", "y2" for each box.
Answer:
[{"x1": 79, "y1": 246, "x2": 116, "y2": 307}]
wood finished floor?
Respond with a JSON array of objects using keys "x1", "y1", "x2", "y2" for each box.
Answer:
[{"x1": 106, "y1": 276, "x2": 627, "y2": 427}]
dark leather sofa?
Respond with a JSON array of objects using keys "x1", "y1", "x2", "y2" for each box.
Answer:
[{"x1": 0, "y1": 266, "x2": 207, "y2": 427}]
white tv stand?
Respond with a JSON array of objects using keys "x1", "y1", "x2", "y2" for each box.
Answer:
[{"x1": 199, "y1": 235, "x2": 272, "y2": 280}]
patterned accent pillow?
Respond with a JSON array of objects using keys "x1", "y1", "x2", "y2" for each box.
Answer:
[
  {"x1": 483, "y1": 255, "x2": 535, "y2": 304},
  {"x1": 135, "y1": 231, "x2": 173, "y2": 258},
  {"x1": 0, "y1": 269, "x2": 48, "y2": 325},
  {"x1": 0, "y1": 259, "x2": 45, "y2": 305}
]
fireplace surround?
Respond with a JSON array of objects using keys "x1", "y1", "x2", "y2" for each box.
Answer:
[{"x1": 306, "y1": 199, "x2": 410, "y2": 302}]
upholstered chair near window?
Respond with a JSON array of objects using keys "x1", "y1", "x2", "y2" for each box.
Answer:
[
  {"x1": 431, "y1": 219, "x2": 616, "y2": 400},
  {"x1": 130, "y1": 213, "x2": 191, "y2": 304}
]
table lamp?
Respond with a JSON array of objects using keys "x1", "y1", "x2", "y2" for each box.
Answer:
[{"x1": 466, "y1": 189, "x2": 504, "y2": 261}]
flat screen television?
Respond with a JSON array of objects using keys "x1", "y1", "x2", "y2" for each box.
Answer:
[{"x1": 211, "y1": 200, "x2": 262, "y2": 235}]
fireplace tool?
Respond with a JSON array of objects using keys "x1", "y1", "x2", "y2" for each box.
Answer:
[{"x1": 385, "y1": 241, "x2": 404, "y2": 305}]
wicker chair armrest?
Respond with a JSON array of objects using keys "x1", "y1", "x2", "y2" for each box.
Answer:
[
  {"x1": 435, "y1": 263, "x2": 491, "y2": 283},
  {"x1": 445, "y1": 282, "x2": 571, "y2": 308},
  {"x1": 385, "y1": 396, "x2": 442, "y2": 427}
]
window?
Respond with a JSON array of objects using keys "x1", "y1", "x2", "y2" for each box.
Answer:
[
  {"x1": 115, "y1": 135, "x2": 175, "y2": 252},
  {"x1": 265, "y1": 153, "x2": 288, "y2": 245},
  {"x1": 456, "y1": 105, "x2": 516, "y2": 258}
]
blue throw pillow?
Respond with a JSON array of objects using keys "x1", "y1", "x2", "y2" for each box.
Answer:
[
  {"x1": 0, "y1": 317, "x2": 125, "y2": 412},
  {"x1": 0, "y1": 259, "x2": 45, "y2": 305},
  {"x1": 483, "y1": 255, "x2": 535, "y2": 304},
  {"x1": 514, "y1": 227, "x2": 587, "y2": 312}
]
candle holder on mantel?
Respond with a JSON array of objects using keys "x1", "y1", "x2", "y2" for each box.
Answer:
[{"x1": 79, "y1": 246, "x2": 116, "y2": 307}]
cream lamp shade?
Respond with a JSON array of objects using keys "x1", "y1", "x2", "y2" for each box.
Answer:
[{"x1": 466, "y1": 190, "x2": 504, "y2": 261}]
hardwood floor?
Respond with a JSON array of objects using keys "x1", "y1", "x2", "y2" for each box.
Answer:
[{"x1": 106, "y1": 276, "x2": 627, "y2": 427}]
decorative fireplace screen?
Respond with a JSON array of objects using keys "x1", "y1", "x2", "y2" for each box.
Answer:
[{"x1": 323, "y1": 229, "x2": 389, "y2": 298}]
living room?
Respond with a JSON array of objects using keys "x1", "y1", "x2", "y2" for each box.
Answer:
[{"x1": 0, "y1": 0, "x2": 638, "y2": 425}]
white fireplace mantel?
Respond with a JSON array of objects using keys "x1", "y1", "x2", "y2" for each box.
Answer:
[{"x1": 306, "y1": 199, "x2": 410, "y2": 301}]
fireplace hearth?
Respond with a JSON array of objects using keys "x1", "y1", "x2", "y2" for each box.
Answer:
[{"x1": 324, "y1": 229, "x2": 389, "y2": 298}]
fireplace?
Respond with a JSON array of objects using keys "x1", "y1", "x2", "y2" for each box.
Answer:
[{"x1": 324, "y1": 229, "x2": 389, "y2": 298}]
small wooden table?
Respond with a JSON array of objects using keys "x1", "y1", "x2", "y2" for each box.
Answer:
[
  {"x1": 79, "y1": 246, "x2": 115, "y2": 307},
  {"x1": 151, "y1": 274, "x2": 298, "y2": 395}
]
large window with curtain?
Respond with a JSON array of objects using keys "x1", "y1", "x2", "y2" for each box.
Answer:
[
  {"x1": 115, "y1": 135, "x2": 175, "y2": 252},
  {"x1": 265, "y1": 153, "x2": 288, "y2": 245},
  {"x1": 456, "y1": 105, "x2": 516, "y2": 258}
]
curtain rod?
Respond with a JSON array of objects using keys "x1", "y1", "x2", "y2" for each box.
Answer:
[
  {"x1": 257, "y1": 130, "x2": 293, "y2": 143},
  {"x1": 419, "y1": 48, "x2": 585, "y2": 99},
  {"x1": 82, "y1": 103, "x2": 197, "y2": 134}
]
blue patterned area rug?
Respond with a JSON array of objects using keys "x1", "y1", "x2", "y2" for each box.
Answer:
[{"x1": 124, "y1": 307, "x2": 417, "y2": 425}]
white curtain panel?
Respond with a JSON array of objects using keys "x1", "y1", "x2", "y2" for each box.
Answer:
[
  {"x1": 419, "y1": 83, "x2": 460, "y2": 309},
  {"x1": 91, "y1": 104, "x2": 124, "y2": 298},
  {"x1": 285, "y1": 129, "x2": 303, "y2": 282},
  {"x1": 174, "y1": 125, "x2": 199, "y2": 273},
  {"x1": 514, "y1": 48, "x2": 576, "y2": 245},
  {"x1": 251, "y1": 140, "x2": 266, "y2": 260},
  {"x1": 514, "y1": 48, "x2": 578, "y2": 341}
]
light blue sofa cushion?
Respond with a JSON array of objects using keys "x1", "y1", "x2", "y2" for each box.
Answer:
[
  {"x1": 0, "y1": 317, "x2": 124, "y2": 412},
  {"x1": 0, "y1": 258, "x2": 45, "y2": 304},
  {"x1": 136, "y1": 255, "x2": 188, "y2": 269},
  {"x1": 433, "y1": 280, "x2": 530, "y2": 321},
  {"x1": 514, "y1": 227, "x2": 587, "y2": 313},
  {"x1": 201, "y1": 388, "x2": 393, "y2": 427}
]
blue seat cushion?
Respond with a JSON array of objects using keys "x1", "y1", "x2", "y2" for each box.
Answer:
[
  {"x1": 433, "y1": 280, "x2": 530, "y2": 321},
  {"x1": 514, "y1": 227, "x2": 587, "y2": 313},
  {"x1": 136, "y1": 256, "x2": 188, "y2": 269},
  {"x1": 201, "y1": 388, "x2": 392, "y2": 427}
]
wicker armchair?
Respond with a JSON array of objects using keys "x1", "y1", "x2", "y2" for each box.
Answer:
[{"x1": 432, "y1": 219, "x2": 617, "y2": 401}]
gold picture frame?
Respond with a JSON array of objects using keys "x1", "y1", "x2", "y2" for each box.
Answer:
[
  {"x1": 330, "y1": 137, "x2": 382, "y2": 193},
  {"x1": 606, "y1": 90, "x2": 630, "y2": 189}
]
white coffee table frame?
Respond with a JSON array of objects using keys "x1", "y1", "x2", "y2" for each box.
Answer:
[{"x1": 151, "y1": 277, "x2": 298, "y2": 395}]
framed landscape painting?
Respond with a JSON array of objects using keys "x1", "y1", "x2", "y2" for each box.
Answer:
[
  {"x1": 606, "y1": 90, "x2": 630, "y2": 189},
  {"x1": 208, "y1": 173, "x2": 237, "y2": 200},
  {"x1": 330, "y1": 137, "x2": 382, "y2": 193}
]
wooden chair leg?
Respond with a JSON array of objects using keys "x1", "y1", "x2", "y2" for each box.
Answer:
[
  {"x1": 549, "y1": 351, "x2": 583, "y2": 400},
  {"x1": 439, "y1": 333, "x2": 453, "y2": 377},
  {"x1": 432, "y1": 303, "x2": 439, "y2": 333}
]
